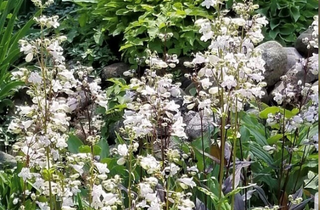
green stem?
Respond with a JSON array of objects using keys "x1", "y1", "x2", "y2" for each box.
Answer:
[{"x1": 128, "y1": 137, "x2": 134, "y2": 209}]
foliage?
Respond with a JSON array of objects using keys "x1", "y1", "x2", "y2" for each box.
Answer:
[
  {"x1": 0, "y1": 167, "x2": 37, "y2": 210},
  {"x1": 64, "y1": 0, "x2": 212, "y2": 67},
  {"x1": 52, "y1": 2, "x2": 117, "y2": 72},
  {"x1": 254, "y1": 0, "x2": 318, "y2": 46},
  {"x1": 0, "y1": 0, "x2": 37, "y2": 150},
  {"x1": 2, "y1": 0, "x2": 318, "y2": 209}
]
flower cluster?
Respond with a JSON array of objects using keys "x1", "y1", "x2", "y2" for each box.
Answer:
[
  {"x1": 9, "y1": 5, "x2": 112, "y2": 209},
  {"x1": 184, "y1": 0, "x2": 268, "y2": 118}
]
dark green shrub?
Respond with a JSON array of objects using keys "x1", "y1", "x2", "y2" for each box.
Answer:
[
  {"x1": 0, "y1": 0, "x2": 36, "y2": 148},
  {"x1": 65, "y1": 0, "x2": 213, "y2": 67},
  {"x1": 254, "y1": 0, "x2": 318, "y2": 46}
]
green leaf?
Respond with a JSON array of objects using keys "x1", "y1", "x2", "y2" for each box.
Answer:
[
  {"x1": 267, "y1": 134, "x2": 283, "y2": 144},
  {"x1": 140, "y1": 4, "x2": 154, "y2": 11},
  {"x1": 78, "y1": 145, "x2": 90, "y2": 153},
  {"x1": 250, "y1": 143, "x2": 275, "y2": 167},
  {"x1": 290, "y1": 6, "x2": 300, "y2": 22},
  {"x1": 97, "y1": 138, "x2": 109, "y2": 159},
  {"x1": 278, "y1": 8, "x2": 290, "y2": 17},
  {"x1": 268, "y1": 29, "x2": 279, "y2": 40},
  {"x1": 0, "y1": 81, "x2": 24, "y2": 101},
  {"x1": 78, "y1": 13, "x2": 87, "y2": 27},
  {"x1": 279, "y1": 23, "x2": 296, "y2": 35},
  {"x1": 270, "y1": 18, "x2": 281, "y2": 30},
  {"x1": 116, "y1": 8, "x2": 130, "y2": 15},
  {"x1": 259, "y1": 106, "x2": 280, "y2": 119},
  {"x1": 93, "y1": 30, "x2": 103, "y2": 45},
  {"x1": 147, "y1": 27, "x2": 159, "y2": 39},
  {"x1": 62, "y1": 0, "x2": 98, "y2": 2},
  {"x1": 67, "y1": 134, "x2": 84, "y2": 153},
  {"x1": 119, "y1": 43, "x2": 134, "y2": 51}
]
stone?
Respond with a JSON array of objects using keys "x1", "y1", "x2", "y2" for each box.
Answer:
[
  {"x1": 100, "y1": 62, "x2": 130, "y2": 85},
  {"x1": 0, "y1": 151, "x2": 16, "y2": 169},
  {"x1": 284, "y1": 47, "x2": 303, "y2": 72},
  {"x1": 285, "y1": 53, "x2": 318, "y2": 84},
  {"x1": 184, "y1": 111, "x2": 215, "y2": 140},
  {"x1": 256, "y1": 41, "x2": 287, "y2": 87},
  {"x1": 295, "y1": 28, "x2": 318, "y2": 58}
]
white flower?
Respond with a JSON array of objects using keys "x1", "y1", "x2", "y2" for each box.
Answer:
[
  {"x1": 56, "y1": 136, "x2": 68, "y2": 149},
  {"x1": 94, "y1": 162, "x2": 110, "y2": 175},
  {"x1": 117, "y1": 144, "x2": 128, "y2": 156},
  {"x1": 18, "y1": 167, "x2": 33, "y2": 181},
  {"x1": 28, "y1": 72, "x2": 42, "y2": 84},
  {"x1": 200, "y1": 78, "x2": 212, "y2": 90},
  {"x1": 164, "y1": 163, "x2": 180, "y2": 176},
  {"x1": 201, "y1": 0, "x2": 222, "y2": 9},
  {"x1": 178, "y1": 177, "x2": 196, "y2": 189},
  {"x1": 221, "y1": 75, "x2": 237, "y2": 90},
  {"x1": 164, "y1": 100, "x2": 180, "y2": 112},
  {"x1": 273, "y1": 92, "x2": 283, "y2": 104},
  {"x1": 139, "y1": 155, "x2": 161, "y2": 174},
  {"x1": 192, "y1": 53, "x2": 206, "y2": 64},
  {"x1": 71, "y1": 164, "x2": 84, "y2": 175},
  {"x1": 171, "y1": 115, "x2": 187, "y2": 139}
]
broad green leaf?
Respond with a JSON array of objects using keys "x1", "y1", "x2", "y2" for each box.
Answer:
[
  {"x1": 270, "y1": 18, "x2": 281, "y2": 30},
  {"x1": 119, "y1": 43, "x2": 134, "y2": 51},
  {"x1": 78, "y1": 13, "x2": 87, "y2": 27},
  {"x1": 67, "y1": 134, "x2": 84, "y2": 153},
  {"x1": 0, "y1": 80, "x2": 24, "y2": 101},
  {"x1": 250, "y1": 143, "x2": 275, "y2": 167},
  {"x1": 97, "y1": 138, "x2": 109, "y2": 159},
  {"x1": 290, "y1": 6, "x2": 300, "y2": 22},
  {"x1": 268, "y1": 29, "x2": 279, "y2": 40},
  {"x1": 78, "y1": 145, "x2": 91, "y2": 153},
  {"x1": 259, "y1": 106, "x2": 280, "y2": 119},
  {"x1": 62, "y1": 0, "x2": 98, "y2": 2},
  {"x1": 267, "y1": 134, "x2": 283, "y2": 144},
  {"x1": 140, "y1": 4, "x2": 154, "y2": 11},
  {"x1": 279, "y1": 23, "x2": 296, "y2": 35}
]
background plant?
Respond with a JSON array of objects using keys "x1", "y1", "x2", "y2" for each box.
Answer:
[
  {"x1": 0, "y1": 0, "x2": 39, "y2": 152},
  {"x1": 63, "y1": 0, "x2": 213, "y2": 68},
  {"x1": 253, "y1": 0, "x2": 318, "y2": 46}
]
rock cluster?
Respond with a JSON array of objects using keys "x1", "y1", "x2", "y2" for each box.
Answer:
[{"x1": 100, "y1": 26, "x2": 318, "y2": 141}]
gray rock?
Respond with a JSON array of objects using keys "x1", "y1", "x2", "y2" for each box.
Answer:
[
  {"x1": 0, "y1": 151, "x2": 16, "y2": 169},
  {"x1": 284, "y1": 47, "x2": 303, "y2": 72},
  {"x1": 101, "y1": 62, "x2": 130, "y2": 81},
  {"x1": 285, "y1": 54, "x2": 318, "y2": 84},
  {"x1": 184, "y1": 111, "x2": 215, "y2": 140},
  {"x1": 295, "y1": 28, "x2": 318, "y2": 57},
  {"x1": 256, "y1": 41, "x2": 287, "y2": 87}
]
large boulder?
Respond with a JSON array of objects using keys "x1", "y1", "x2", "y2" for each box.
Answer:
[
  {"x1": 295, "y1": 28, "x2": 318, "y2": 57},
  {"x1": 286, "y1": 53, "x2": 318, "y2": 84},
  {"x1": 184, "y1": 111, "x2": 215, "y2": 140},
  {"x1": 284, "y1": 47, "x2": 303, "y2": 72},
  {"x1": 0, "y1": 151, "x2": 16, "y2": 169},
  {"x1": 100, "y1": 62, "x2": 131, "y2": 87},
  {"x1": 256, "y1": 41, "x2": 287, "y2": 87}
]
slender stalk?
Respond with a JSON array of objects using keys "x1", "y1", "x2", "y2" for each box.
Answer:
[
  {"x1": 199, "y1": 110, "x2": 207, "y2": 207},
  {"x1": 127, "y1": 137, "x2": 134, "y2": 209},
  {"x1": 278, "y1": 105, "x2": 286, "y2": 204},
  {"x1": 231, "y1": 110, "x2": 239, "y2": 210}
]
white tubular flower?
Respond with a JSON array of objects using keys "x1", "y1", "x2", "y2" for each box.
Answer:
[
  {"x1": 221, "y1": 75, "x2": 237, "y2": 90},
  {"x1": 138, "y1": 155, "x2": 161, "y2": 174},
  {"x1": 117, "y1": 144, "x2": 128, "y2": 156},
  {"x1": 200, "y1": 78, "x2": 212, "y2": 90},
  {"x1": 18, "y1": 167, "x2": 33, "y2": 181},
  {"x1": 177, "y1": 177, "x2": 196, "y2": 189},
  {"x1": 192, "y1": 53, "x2": 207, "y2": 64},
  {"x1": 201, "y1": 0, "x2": 223, "y2": 9}
]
